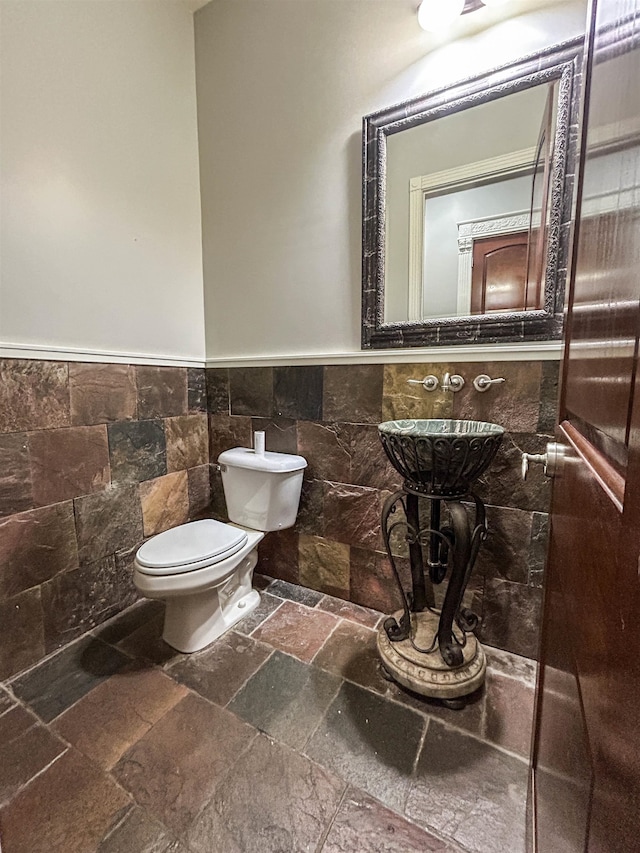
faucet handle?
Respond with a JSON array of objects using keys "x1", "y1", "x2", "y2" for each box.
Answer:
[
  {"x1": 473, "y1": 374, "x2": 506, "y2": 393},
  {"x1": 407, "y1": 375, "x2": 439, "y2": 391}
]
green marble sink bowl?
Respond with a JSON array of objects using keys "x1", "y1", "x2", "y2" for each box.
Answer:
[{"x1": 378, "y1": 419, "x2": 504, "y2": 498}]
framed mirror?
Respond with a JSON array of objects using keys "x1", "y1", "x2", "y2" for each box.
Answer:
[{"x1": 362, "y1": 38, "x2": 584, "y2": 349}]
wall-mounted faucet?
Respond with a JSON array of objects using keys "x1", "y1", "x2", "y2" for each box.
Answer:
[
  {"x1": 406, "y1": 372, "x2": 504, "y2": 393},
  {"x1": 441, "y1": 372, "x2": 465, "y2": 392},
  {"x1": 406, "y1": 373, "x2": 465, "y2": 392}
]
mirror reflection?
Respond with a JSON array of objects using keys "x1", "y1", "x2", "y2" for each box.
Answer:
[
  {"x1": 361, "y1": 38, "x2": 583, "y2": 350},
  {"x1": 384, "y1": 82, "x2": 557, "y2": 323}
]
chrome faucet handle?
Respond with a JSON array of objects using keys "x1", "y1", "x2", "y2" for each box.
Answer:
[
  {"x1": 473, "y1": 374, "x2": 506, "y2": 393},
  {"x1": 407, "y1": 375, "x2": 439, "y2": 392},
  {"x1": 441, "y1": 373, "x2": 465, "y2": 392}
]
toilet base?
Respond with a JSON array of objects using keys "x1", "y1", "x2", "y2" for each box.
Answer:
[{"x1": 161, "y1": 551, "x2": 260, "y2": 653}]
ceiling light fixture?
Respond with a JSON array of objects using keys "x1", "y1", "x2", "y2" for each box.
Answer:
[
  {"x1": 417, "y1": 0, "x2": 466, "y2": 32},
  {"x1": 417, "y1": 0, "x2": 511, "y2": 32}
]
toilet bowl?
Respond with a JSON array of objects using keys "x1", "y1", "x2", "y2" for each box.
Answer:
[{"x1": 133, "y1": 436, "x2": 306, "y2": 653}]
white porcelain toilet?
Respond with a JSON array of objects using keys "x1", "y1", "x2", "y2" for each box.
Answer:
[{"x1": 133, "y1": 433, "x2": 306, "y2": 653}]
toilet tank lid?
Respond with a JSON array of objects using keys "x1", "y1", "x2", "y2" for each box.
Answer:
[{"x1": 218, "y1": 447, "x2": 307, "y2": 473}]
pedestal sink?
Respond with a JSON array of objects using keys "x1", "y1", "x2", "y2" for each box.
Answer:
[
  {"x1": 376, "y1": 418, "x2": 504, "y2": 707},
  {"x1": 378, "y1": 418, "x2": 504, "y2": 498}
]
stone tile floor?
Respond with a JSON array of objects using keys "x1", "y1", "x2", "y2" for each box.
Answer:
[{"x1": 0, "y1": 577, "x2": 536, "y2": 853}]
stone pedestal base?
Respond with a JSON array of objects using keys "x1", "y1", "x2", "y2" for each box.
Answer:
[{"x1": 377, "y1": 609, "x2": 486, "y2": 700}]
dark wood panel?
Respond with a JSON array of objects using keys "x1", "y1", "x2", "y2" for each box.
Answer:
[
  {"x1": 533, "y1": 1, "x2": 640, "y2": 851},
  {"x1": 537, "y1": 421, "x2": 626, "y2": 851},
  {"x1": 563, "y1": 213, "x2": 640, "y2": 453}
]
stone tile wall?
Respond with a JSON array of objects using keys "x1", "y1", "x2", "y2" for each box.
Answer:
[
  {"x1": 207, "y1": 360, "x2": 559, "y2": 659},
  {"x1": 0, "y1": 356, "x2": 557, "y2": 680},
  {"x1": 0, "y1": 360, "x2": 210, "y2": 679}
]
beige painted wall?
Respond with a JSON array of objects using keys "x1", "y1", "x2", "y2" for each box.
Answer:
[
  {"x1": 196, "y1": 0, "x2": 588, "y2": 360},
  {"x1": 0, "y1": 1, "x2": 205, "y2": 364}
]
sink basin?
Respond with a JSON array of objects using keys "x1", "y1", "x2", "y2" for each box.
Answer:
[{"x1": 378, "y1": 419, "x2": 504, "y2": 498}]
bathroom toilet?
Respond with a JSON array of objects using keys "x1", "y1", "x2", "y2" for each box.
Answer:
[{"x1": 133, "y1": 436, "x2": 306, "y2": 653}]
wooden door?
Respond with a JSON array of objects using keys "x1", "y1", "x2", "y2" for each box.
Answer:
[
  {"x1": 470, "y1": 231, "x2": 530, "y2": 313},
  {"x1": 531, "y1": 2, "x2": 640, "y2": 852}
]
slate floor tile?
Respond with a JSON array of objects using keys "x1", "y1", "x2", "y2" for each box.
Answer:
[
  {"x1": 228, "y1": 650, "x2": 342, "y2": 749},
  {"x1": 9, "y1": 636, "x2": 130, "y2": 722},
  {"x1": 116, "y1": 614, "x2": 182, "y2": 667},
  {"x1": 0, "y1": 685, "x2": 15, "y2": 717},
  {"x1": 186, "y1": 733, "x2": 345, "y2": 853},
  {"x1": 0, "y1": 705, "x2": 67, "y2": 805},
  {"x1": 166, "y1": 630, "x2": 273, "y2": 707},
  {"x1": 418, "y1": 686, "x2": 486, "y2": 738},
  {"x1": 483, "y1": 670, "x2": 534, "y2": 758},
  {"x1": 310, "y1": 619, "x2": 465, "y2": 736},
  {"x1": 316, "y1": 595, "x2": 382, "y2": 629},
  {"x1": 252, "y1": 599, "x2": 339, "y2": 663},
  {"x1": 267, "y1": 578, "x2": 324, "y2": 606},
  {"x1": 113, "y1": 693, "x2": 255, "y2": 835},
  {"x1": 96, "y1": 806, "x2": 173, "y2": 853},
  {"x1": 367, "y1": 648, "x2": 488, "y2": 735},
  {"x1": 93, "y1": 599, "x2": 164, "y2": 645},
  {"x1": 305, "y1": 681, "x2": 426, "y2": 813},
  {"x1": 312, "y1": 620, "x2": 388, "y2": 691},
  {"x1": 309, "y1": 618, "x2": 482, "y2": 734},
  {"x1": 321, "y1": 787, "x2": 455, "y2": 852},
  {"x1": 0, "y1": 578, "x2": 536, "y2": 853},
  {"x1": 53, "y1": 664, "x2": 188, "y2": 769},
  {"x1": 405, "y1": 719, "x2": 529, "y2": 853},
  {"x1": 233, "y1": 591, "x2": 283, "y2": 636},
  {"x1": 161, "y1": 842, "x2": 191, "y2": 853},
  {"x1": 485, "y1": 644, "x2": 537, "y2": 686},
  {"x1": 0, "y1": 748, "x2": 131, "y2": 853}
]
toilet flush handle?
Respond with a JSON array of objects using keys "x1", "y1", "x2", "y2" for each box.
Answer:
[{"x1": 522, "y1": 442, "x2": 566, "y2": 480}]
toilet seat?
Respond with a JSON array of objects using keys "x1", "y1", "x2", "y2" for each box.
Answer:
[{"x1": 135, "y1": 519, "x2": 248, "y2": 576}]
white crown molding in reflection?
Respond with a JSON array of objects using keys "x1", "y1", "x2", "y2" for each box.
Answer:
[{"x1": 0, "y1": 341, "x2": 205, "y2": 367}]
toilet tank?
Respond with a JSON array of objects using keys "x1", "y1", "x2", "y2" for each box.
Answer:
[{"x1": 218, "y1": 447, "x2": 307, "y2": 532}]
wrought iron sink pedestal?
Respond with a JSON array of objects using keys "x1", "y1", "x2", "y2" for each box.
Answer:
[{"x1": 377, "y1": 419, "x2": 504, "y2": 709}]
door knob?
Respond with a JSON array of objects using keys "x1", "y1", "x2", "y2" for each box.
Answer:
[{"x1": 522, "y1": 442, "x2": 566, "y2": 480}]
